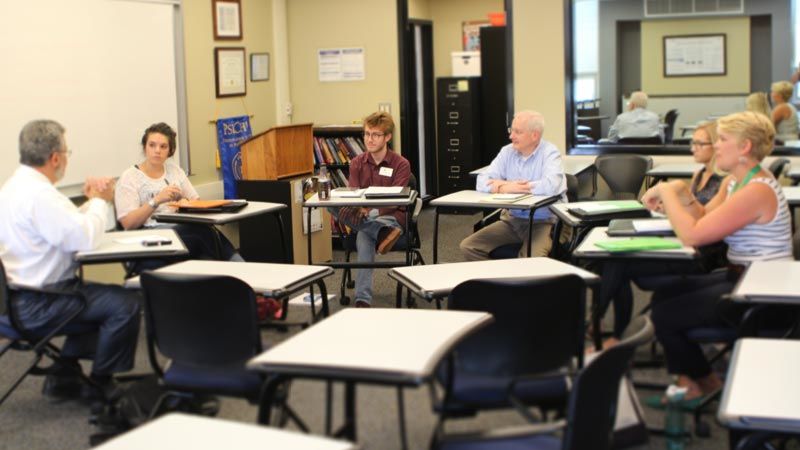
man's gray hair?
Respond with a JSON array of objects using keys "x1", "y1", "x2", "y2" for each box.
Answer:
[
  {"x1": 19, "y1": 120, "x2": 65, "y2": 167},
  {"x1": 515, "y1": 110, "x2": 545, "y2": 134},
  {"x1": 629, "y1": 91, "x2": 648, "y2": 109}
]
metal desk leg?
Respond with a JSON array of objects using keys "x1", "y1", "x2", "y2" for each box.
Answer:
[
  {"x1": 395, "y1": 281, "x2": 404, "y2": 309},
  {"x1": 275, "y1": 211, "x2": 289, "y2": 263},
  {"x1": 590, "y1": 284, "x2": 602, "y2": 351},
  {"x1": 397, "y1": 386, "x2": 409, "y2": 450},
  {"x1": 527, "y1": 210, "x2": 534, "y2": 257},
  {"x1": 433, "y1": 207, "x2": 440, "y2": 263},
  {"x1": 341, "y1": 381, "x2": 357, "y2": 441},
  {"x1": 325, "y1": 380, "x2": 333, "y2": 435},
  {"x1": 306, "y1": 206, "x2": 313, "y2": 265},
  {"x1": 315, "y1": 279, "x2": 329, "y2": 320}
]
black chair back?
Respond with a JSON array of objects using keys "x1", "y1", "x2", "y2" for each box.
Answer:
[
  {"x1": 565, "y1": 173, "x2": 579, "y2": 202},
  {"x1": 768, "y1": 158, "x2": 790, "y2": 179},
  {"x1": 447, "y1": 275, "x2": 585, "y2": 377},
  {"x1": 595, "y1": 154, "x2": 653, "y2": 200},
  {"x1": 617, "y1": 136, "x2": 662, "y2": 145},
  {"x1": 562, "y1": 316, "x2": 653, "y2": 450},
  {"x1": 663, "y1": 109, "x2": 679, "y2": 144},
  {"x1": 140, "y1": 272, "x2": 262, "y2": 375}
]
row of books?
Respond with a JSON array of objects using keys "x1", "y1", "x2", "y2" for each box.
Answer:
[{"x1": 312, "y1": 136, "x2": 366, "y2": 166}]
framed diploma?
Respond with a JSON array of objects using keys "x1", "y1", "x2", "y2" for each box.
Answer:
[
  {"x1": 214, "y1": 47, "x2": 246, "y2": 97},
  {"x1": 663, "y1": 34, "x2": 726, "y2": 77},
  {"x1": 212, "y1": 0, "x2": 242, "y2": 40}
]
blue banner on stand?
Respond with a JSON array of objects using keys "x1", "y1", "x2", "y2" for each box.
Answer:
[{"x1": 216, "y1": 115, "x2": 252, "y2": 199}]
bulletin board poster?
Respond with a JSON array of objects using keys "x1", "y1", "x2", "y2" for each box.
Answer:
[
  {"x1": 462, "y1": 20, "x2": 490, "y2": 51},
  {"x1": 318, "y1": 48, "x2": 365, "y2": 82},
  {"x1": 663, "y1": 34, "x2": 726, "y2": 77}
]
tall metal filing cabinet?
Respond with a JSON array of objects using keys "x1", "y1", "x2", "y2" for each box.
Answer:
[{"x1": 436, "y1": 77, "x2": 481, "y2": 197}]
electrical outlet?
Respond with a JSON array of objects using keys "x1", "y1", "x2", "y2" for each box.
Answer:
[
  {"x1": 378, "y1": 102, "x2": 391, "y2": 114},
  {"x1": 285, "y1": 103, "x2": 293, "y2": 117}
]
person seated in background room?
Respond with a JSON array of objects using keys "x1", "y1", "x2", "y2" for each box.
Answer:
[
  {"x1": 0, "y1": 120, "x2": 140, "y2": 400},
  {"x1": 604, "y1": 91, "x2": 664, "y2": 143},
  {"x1": 114, "y1": 122, "x2": 243, "y2": 264},
  {"x1": 745, "y1": 92, "x2": 771, "y2": 118},
  {"x1": 329, "y1": 111, "x2": 410, "y2": 308},
  {"x1": 592, "y1": 120, "x2": 729, "y2": 345},
  {"x1": 459, "y1": 110, "x2": 566, "y2": 260},
  {"x1": 643, "y1": 111, "x2": 792, "y2": 408},
  {"x1": 770, "y1": 80, "x2": 799, "y2": 143}
]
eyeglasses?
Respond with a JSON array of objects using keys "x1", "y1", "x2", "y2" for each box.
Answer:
[
  {"x1": 507, "y1": 128, "x2": 524, "y2": 135},
  {"x1": 363, "y1": 131, "x2": 386, "y2": 140},
  {"x1": 690, "y1": 141, "x2": 712, "y2": 147},
  {"x1": 60, "y1": 148, "x2": 73, "y2": 157}
]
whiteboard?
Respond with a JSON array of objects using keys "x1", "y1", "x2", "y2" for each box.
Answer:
[{"x1": 0, "y1": 0, "x2": 182, "y2": 190}]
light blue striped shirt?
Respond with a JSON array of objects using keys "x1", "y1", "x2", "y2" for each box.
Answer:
[{"x1": 477, "y1": 140, "x2": 567, "y2": 220}]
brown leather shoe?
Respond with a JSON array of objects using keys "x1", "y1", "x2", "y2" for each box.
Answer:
[{"x1": 376, "y1": 227, "x2": 402, "y2": 254}]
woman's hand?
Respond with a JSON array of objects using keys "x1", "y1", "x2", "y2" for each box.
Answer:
[
  {"x1": 641, "y1": 184, "x2": 663, "y2": 211},
  {"x1": 154, "y1": 185, "x2": 182, "y2": 205}
]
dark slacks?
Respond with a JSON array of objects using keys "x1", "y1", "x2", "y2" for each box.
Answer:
[{"x1": 12, "y1": 279, "x2": 141, "y2": 376}]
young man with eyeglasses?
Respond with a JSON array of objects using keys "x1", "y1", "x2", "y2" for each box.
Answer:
[
  {"x1": 459, "y1": 110, "x2": 567, "y2": 260},
  {"x1": 333, "y1": 111, "x2": 410, "y2": 308}
]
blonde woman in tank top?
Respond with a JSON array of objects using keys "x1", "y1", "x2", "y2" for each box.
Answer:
[
  {"x1": 745, "y1": 92, "x2": 771, "y2": 118},
  {"x1": 640, "y1": 111, "x2": 792, "y2": 408},
  {"x1": 770, "y1": 80, "x2": 799, "y2": 142}
]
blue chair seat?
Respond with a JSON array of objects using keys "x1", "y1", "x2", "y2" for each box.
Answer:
[
  {"x1": 163, "y1": 361, "x2": 263, "y2": 400},
  {"x1": 442, "y1": 372, "x2": 569, "y2": 411},
  {"x1": 0, "y1": 316, "x2": 21, "y2": 340},
  {"x1": 439, "y1": 434, "x2": 560, "y2": 450}
]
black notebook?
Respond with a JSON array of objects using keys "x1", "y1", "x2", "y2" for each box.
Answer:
[
  {"x1": 363, "y1": 186, "x2": 411, "y2": 199},
  {"x1": 567, "y1": 200, "x2": 650, "y2": 221},
  {"x1": 178, "y1": 200, "x2": 248, "y2": 214},
  {"x1": 606, "y1": 218, "x2": 675, "y2": 237}
]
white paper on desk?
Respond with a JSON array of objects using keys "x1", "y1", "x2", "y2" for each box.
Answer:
[
  {"x1": 288, "y1": 292, "x2": 336, "y2": 306},
  {"x1": 632, "y1": 219, "x2": 672, "y2": 233},
  {"x1": 331, "y1": 188, "x2": 365, "y2": 198},
  {"x1": 113, "y1": 235, "x2": 165, "y2": 245},
  {"x1": 364, "y1": 186, "x2": 403, "y2": 195},
  {"x1": 302, "y1": 208, "x2": 322, "y2": 234}
]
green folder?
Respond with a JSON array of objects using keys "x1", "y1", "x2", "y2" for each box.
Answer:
[{"x1": 594, "y1": 237, "x2": 682, "y2": 252}]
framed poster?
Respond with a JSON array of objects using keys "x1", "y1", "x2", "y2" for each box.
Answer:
[
  {"x1": 214, "y1": 47, "x2": 246, "y2": 97},
  {"x1": 462, "y1": 20, "x2": 490, "y2": 51},
  {"x1": 213, "y1": 0, "x2": 242, "y2": 40},
  {"x1": 663, "y1": 34, "x2": 726, "y2": 77},
  {"x1": 250, "y1": 53, "x2": 269, "y2": 81}
]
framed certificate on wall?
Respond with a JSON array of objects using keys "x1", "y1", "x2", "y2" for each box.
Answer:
[
  {"x1": 213, "y1": 0, "x2": 242, "y2": 40},
  {"x1": 663, "y1": 34, "x2": 726, "y2": 77},
  {"x1": 214, "y1": 47, "x2": 246, "y2": 97}
]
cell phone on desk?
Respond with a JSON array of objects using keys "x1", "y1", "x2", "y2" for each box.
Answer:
[{"x1": 141, "y1": 238, "x2": 172, "y2": 247}]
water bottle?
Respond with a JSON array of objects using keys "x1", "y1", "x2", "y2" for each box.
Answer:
[
  {"x1": 664, "y1": 385, "x2": 688, "y2": 450},
  {"x1": 317, "y1": 166, "x2": 331, "y2": 200}
]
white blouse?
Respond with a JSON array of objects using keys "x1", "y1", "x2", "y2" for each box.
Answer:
[{"x1": 115, "y1": 162, "x2": 198, "y2": 227}]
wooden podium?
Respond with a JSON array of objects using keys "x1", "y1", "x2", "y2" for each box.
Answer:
[{"x1": 238, "y1": 123, "x2": 332, "y2": 264}]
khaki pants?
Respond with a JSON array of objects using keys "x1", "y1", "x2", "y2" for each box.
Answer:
[{"x1": 459, "y1": 210, "x2": 553, "y2": 261}]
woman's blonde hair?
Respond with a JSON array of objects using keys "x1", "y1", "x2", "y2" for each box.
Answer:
[
  {"x1": 745, "y1": 92, "x2": 771, "y2": 117},
  {"x1": 771, "y1": 81, "x2": 794, "y2": 102},
  {"x1": 716, "y1": 111, "x2": 776, "y2": 161}
]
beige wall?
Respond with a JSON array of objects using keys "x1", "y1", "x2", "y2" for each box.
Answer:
[
  {"x1": 285, "y1": 0, "x2": 401, "y2": 150},
  {"x1": 408, "y1": 0, "x2": 431, "y2": 20},
  {"x1": 428, "y1": 0, "x2": 502, "y2": 79},
  {"x1": 512, "y1": 0, "x2": 567, "y2": 152},
  {"x1": 182, "y1": 0, "x2": 277, "y2": 185},
  {"x1": 641, "y1": 17, "x2": 750, "y2": 96}
]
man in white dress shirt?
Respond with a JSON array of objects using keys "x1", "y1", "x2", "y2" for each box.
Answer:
[
  {"x1": 0, "y1": 120, "x2": 140, "y2": 400},
  {"x1": 605, "y1": 91, "x2": 664, "y2": 143}
]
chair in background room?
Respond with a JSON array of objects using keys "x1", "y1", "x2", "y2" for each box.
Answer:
[
  {"x1": 616, "y1": 136, "x2": 663, "y2": 145},
  {"x1": 768, "y1": 157, "x2": 790, "y2": 179},
  {"x1": 432, "y1": 275, "x2": 587, "y2": 434},
  {"x1": 593, "y1": 154, "x2": 653, "y2": 200},
  {"x1": 433, "y1": 316, "x2": 654, "y2": 450},
  {"x1": 139, "y1": 272, "x2": 302, "y2": 426},
  {"x1": 0, "y1": 259, "x2": 96, "y2": 407},
  {"x1": 663, "y1": 109, "x2": 679, "y2": 144},
  {"x1": 337, "y1": 173, "x2": 425, "y2": 306}
]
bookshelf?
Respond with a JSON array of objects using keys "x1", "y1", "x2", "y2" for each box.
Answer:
[{"x1": 312, "y1": 126, "x2": 366, "y2": 188}]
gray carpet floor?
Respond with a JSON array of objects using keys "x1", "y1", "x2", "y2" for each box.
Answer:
[{"x1": 0, "y1": 207, "x2": 732, "y2": 449}]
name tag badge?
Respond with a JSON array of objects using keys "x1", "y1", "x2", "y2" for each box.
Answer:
[{"x1": 379, "y1": 167, "x2": 394, "y2": 177}]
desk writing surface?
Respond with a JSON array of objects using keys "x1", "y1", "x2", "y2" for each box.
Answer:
[
  {"x1": 304, "y1": 191, "x2": 418, "y2": 208},
  {"x1": 550, "y1": 201, "x2": 655, "y2": 228},
  {"x1": 563, "y1": 159, "x2": 594, "y2": 176},
  {"x1": 718, "y1": 338, "x2": 800, "y2": 433},
  {"x1": 731, "y1": 260, "x2": 800, "y2": 304},
  {"x1": 573, "y1": 226, "x2": 695, "y2": 259},
  {"x1": 94, "y1": 413, "x2": 354, "y2": 450},
  {"x1": 124, "y1": 260, "x2": 333, "y2": 297},
  {"x1": 247, "y1": 308, "x2": 492, "y2": 384},
  {"x1": 75, "y1": 229, "x2": 187, "y2": 262},
  {"x1": 389, "y1": 257, "x2": 598, "y2": 299},
  {"x1": 153, "y1": 201, "x2": 286, "y2": 225},
  {"x1": 430, "y1": 190, "x2": 557, "y2": 210},
  {"x1": 646, "y1": 163, "x2": 702, "y2": 177},
  {"x1": 783, "y1": 186, "x2": 800, "y2": 205}
]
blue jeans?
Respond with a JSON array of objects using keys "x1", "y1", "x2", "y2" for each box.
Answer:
[
  {"x1": 332, "y1": 208, "x2": 402, "y2": 304},
  {"x1": 12, "y1": 279, "x2": 141, "y2": 375}
]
